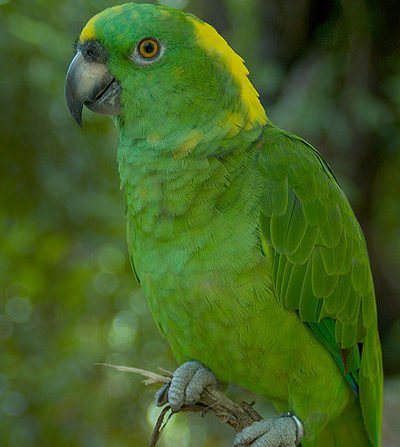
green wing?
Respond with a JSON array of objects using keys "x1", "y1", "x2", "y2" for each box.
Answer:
[{"x1": 258, "y1": 125, "x2": 383, "y2": 446}]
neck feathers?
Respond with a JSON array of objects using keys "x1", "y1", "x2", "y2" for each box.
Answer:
[{"x1": 189, "y1": 17, "x2": 267, "y2": 131}]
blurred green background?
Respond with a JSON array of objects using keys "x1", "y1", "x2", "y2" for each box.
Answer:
[{"x1": 1, "y1": 0, "x2": 399, "y2": 445}]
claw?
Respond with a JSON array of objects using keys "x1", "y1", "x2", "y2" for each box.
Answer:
[{"x1": 155, "y1": 383, "x2": 169, "y2": 407}]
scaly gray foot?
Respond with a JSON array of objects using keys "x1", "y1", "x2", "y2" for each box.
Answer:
[
  {"x1": 155, "y1": 360, "x2": 217, "y2": 411},
  {"x1": 234, "y1": 413, "x2": 304, "y2": 447}
]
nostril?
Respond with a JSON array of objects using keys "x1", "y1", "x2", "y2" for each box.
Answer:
[
  {"x1": 85, "y1": 46, "x2": 96, "y2": 58},
  {"x1": 79, "y1": 41, "x2": 108, "y2": 64}
]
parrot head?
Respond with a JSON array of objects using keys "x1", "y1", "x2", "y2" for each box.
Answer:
[{"x1": 65, "y1": 3, "x2": 267, "y2": 143}]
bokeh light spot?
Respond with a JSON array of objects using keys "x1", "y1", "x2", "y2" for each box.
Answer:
[
  {"x1": 108, "y1": 310, "x2": 138, "y2": 351},
  {"x1": 98, "y1": 245, "x2": 126, "y2": 273},
  {"x1": 2, "y1": 391, "x2": 28, "y2": 417},
  {"x1": 92, "y1": 272, "x2": 119, "y2": 296},
  {"x1": 5, "y1": 296, "x2": 32, "y2": 323}
]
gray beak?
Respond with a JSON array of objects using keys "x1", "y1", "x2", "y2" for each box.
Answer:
[{"x1": 65, "y1": 51, "x2": 121, "y2": 126}]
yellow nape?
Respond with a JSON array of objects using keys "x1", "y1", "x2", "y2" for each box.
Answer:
[
  {"x1": 189, "y1": 17, "x2": 267, "y2": 129},
  {"x1": 79, "y1": 15, "x2": 98, "y2": 42}
]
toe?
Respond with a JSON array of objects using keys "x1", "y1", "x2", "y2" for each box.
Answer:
[
  {"x1": 185, "y1": 364, "x2": 217, "y2": 405},
  {"x1": 234, "y1": 416, "x2": 299, "y2": 447},
  {"x1": 168, "y1": 361, "x2": 200, "y2": 410},
  {"x1": 168, "y1": 361, "x2": 215, "y2": 411},
  {"x1": 234, "y1": 420, "x2": 272, "y2": 446}
]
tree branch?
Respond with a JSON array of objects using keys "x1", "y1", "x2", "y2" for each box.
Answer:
[{"x1": 98, "y1": 363, "x2": 262, "y2": 446}]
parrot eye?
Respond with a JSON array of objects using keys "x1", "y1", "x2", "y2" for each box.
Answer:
[
  {"x1": 131, "y1": 37, "x2": 164, "y2": 65},
  {"x1": 139, "y1": 38, "x2": 159, "y2": 58}
]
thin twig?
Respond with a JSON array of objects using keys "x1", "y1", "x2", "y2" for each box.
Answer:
[
  {"x1": 97, "y1": 363, "x2": 171, "y2": 385},
  {"x1": 149, "y1": 405, "x2": 172, "y2": 447}
]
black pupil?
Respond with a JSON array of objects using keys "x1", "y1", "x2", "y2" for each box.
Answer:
[{"x1": 143, "y1": 41, "x2": 155, "y2": 54}]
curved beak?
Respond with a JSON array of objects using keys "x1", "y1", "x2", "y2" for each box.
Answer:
[{"x1": 65, "y1": 51, "x2": 121, "y2": 126}]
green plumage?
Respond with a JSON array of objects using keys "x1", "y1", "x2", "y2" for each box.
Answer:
[
  {"x1": 258, "y1": 127, "x2": 382, "y2": 445},
  {"x1": 74, "y1": 4, "x2": 383, "y2": 446}
]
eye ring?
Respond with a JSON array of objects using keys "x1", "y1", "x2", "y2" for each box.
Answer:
[
  {"x1": 130, "y1": 37, "x2": 164, "y2": 66},
  {"x1": 138, "y1": 38, "x2": 160, "y2": 59}
]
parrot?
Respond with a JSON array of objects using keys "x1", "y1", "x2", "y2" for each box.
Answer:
[{"x1": 65, "y1": 3, "x2": 383, "y2": 446}]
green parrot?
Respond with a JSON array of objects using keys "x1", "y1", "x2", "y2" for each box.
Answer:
[{"x1": 65, "y1": 3, "x2": 383, "y2": 446}]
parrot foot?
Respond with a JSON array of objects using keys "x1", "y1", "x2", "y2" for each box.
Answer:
[
  {"x1": 233, "y1": 413, "x2": 304, "y2": 447},
  {"x1": 155, "y1": 360, "x2": 217, "y2": 411}
]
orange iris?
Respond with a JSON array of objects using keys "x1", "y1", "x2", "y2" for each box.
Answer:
[{"x1": 138, "y1": 38, "x2": 160, "y2": 59}]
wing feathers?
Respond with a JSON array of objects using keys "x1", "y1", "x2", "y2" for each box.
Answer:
[{"x1": 258, "y1": 125, "x2": 382, "y2": 446}]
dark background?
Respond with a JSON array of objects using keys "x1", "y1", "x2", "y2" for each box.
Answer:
[{"x1": 1, "y1": 0, "x2": 399, "y2": 445}]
